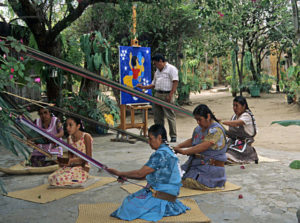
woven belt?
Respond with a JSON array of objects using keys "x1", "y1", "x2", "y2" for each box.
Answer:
[
  {"x1": 149, "y1": 187, "x2": 177, "y2": 202},
  {"x1": 193, "y1": 154, "x2": 225, "y2": 167},
  {"x1": 156, "y1": 90, "x2": 171, "y2": 94}
]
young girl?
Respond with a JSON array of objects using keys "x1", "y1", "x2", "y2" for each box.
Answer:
[{"x1": 48, "y1": 116, "x2": 93, "y2": 186}]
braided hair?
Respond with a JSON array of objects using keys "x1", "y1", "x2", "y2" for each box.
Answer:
[
  {"x1": 233, "y1": 96, "x2": 257, "y2": 136},
  {"x1": 193, "y1": 104, "x2": 219, "y2": 122}
]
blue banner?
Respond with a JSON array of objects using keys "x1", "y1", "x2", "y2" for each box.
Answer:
[{"x1": 119, "y1": 46, "x2": 152, "y2": 104}]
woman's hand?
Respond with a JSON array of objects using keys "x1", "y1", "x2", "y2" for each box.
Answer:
[
  {"x1": 107, "y1": 168, "x2": 121, "y2": 176},
  {"x1": 173, "y1": 146, "x2": 184, "y2": 155},
  {"x1": 57, "y1": 157, "x2": 69, "y2": 167}
]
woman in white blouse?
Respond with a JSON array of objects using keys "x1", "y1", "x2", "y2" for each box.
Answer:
[{"x1": 222, "y1": 96, "x2": 258, "y2": 164}]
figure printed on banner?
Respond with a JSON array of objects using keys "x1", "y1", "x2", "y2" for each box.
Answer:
[{"x1": 119, "y1": 46, "x2": 152, "y2": 104}]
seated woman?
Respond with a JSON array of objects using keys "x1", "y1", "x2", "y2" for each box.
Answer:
[
  {"x1": 29, "y1": 107, "x2": 64, "y2": 167},
  {"x1": 222, "y1": 96, "x2": 258, "y2": 164},
  {"x1": 48, "y1": 116, "x2": 92, "y2": 186},
  {"x1": 107, "y1": 124, "x2": 190, "y2": 222},
  {"x1": 174, "y1": 104, "x2": 227, "y2": 190}
]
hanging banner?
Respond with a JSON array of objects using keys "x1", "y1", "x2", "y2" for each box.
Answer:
[{"x1": 119, "y1": 46, "x2": 152, "y2": 104}]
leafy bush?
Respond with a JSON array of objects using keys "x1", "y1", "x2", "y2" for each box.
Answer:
[{"x1": 60, "y1": 90, "x2": 119, "y2": 134}]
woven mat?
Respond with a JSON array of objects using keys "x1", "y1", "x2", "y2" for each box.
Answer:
[
  {"x1": 76, "y1": 198, "x2": 210, "y2": 223},
  {"x1": 5, "y1": 176, "x2": 116, "y2": 204},
  {"x1": 121, "y1": 181, "x2": 241, "y2": 197},
  {"x1": 258, "y1": 155, "x2": 279, "y2": 163}
]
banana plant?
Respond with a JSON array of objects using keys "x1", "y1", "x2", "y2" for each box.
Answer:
[{"x1": 271, "y1": 120, "x2": 300, "y2": 126}]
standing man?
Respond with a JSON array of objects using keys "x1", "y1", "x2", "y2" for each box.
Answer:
[{"x1": 137, "y1": 54, "x2": 178, "y2": 142}]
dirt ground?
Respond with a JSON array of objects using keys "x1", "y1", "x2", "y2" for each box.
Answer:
[
  {"x1": 175, "y1": 89, "x2": 300, "y2": 152},
  {"x1": 1, "y1": 88, "x2": 300, "y2": 223}
]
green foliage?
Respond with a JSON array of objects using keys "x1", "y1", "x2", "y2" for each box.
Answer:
[
  {"x1": 0, "y1": 96, "x2": 31, "y2": 158},
  {"x1": 0, "y1": 37, "x2": 31, "y2": 89},
  {"x1": 177, "y1": 71, "x2": 201, "y2": 95},
  {"x1": 260, "y1": 74, "x2": 274, "y2": 93},
  {"x1": 60, "y1": 91, "x2": 120, "y2": 133},
  {"x1": 293, "y1": 44, "x2": 300, "y2": 65},
  {"x1": 279, "y1": 65, "x2": 300, "y2": 100},
  {"x1": 80, "y1": 31, "x2": 112, "y2": 78},
  {"x1": 289, "y1": 160, "x2": 300, "y2": 169},
  {"x1": 271, "y1": 120, "x2": 300, "y2": 127},
  {"x1": 229, "y1": 50, "x2": 239, "y2": 95},
  {"x1": 0, "y1": 37, "x2": 39, "y2": 157}
]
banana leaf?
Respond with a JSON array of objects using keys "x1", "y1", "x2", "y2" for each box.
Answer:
[
  {"x1": 271, "y1": 120, "x2": 300, "y2": 127},
  {"x1": 289, "y1": 160, "x2": 300, "y2": 169}
]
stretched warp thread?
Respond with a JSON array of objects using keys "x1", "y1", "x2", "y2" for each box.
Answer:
[
  {"x1": 2, "y1": 91, "x2": 148, "y2": 143},
  {"x1": 2, "y1": 38, "x2": 193, "y2": 117},
  {"x1": 17, "y1": 116, "x2": 144, "y2": 187}
]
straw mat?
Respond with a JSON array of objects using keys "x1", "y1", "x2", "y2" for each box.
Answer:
[
  {"x1": 121, "y1": 181, "x2": 241, "y2": 197},
  {"x1": 76, "y1": 198, "x2": 210, "y2": 223},
  {"x1": 5, "y1": 176, "x2": 116, "y2": 203},
  {"x1": 257, "y1": 155, "x2": 279, "y2": 163}
]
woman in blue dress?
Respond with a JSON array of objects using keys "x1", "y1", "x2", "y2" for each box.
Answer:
[
  {"x1": 107, "y1": 124, "x2": 190, "y2": 222},
  {"x1": 174, "y1": 104, "x2": 227, "y2": 190}
]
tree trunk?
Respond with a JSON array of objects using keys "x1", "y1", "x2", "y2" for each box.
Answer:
[
  {"x1": 291, "y1": 0, "x2": 300, "y2": 43},
  {"x1": 80, "y1": 78, "x2": 99, "y2": 100},
  {"x1": 239, "y1": 39, "x2": 246, "y2": 96},
  {"x1": 38, "y1": 38, "x2": 62, "y2": 104}
]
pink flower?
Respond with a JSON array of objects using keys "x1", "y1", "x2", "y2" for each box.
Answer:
[
  {"x1": 20, "y1": 39, "x2": 23, "y2": 44},
  {"x1": 9, "y1": 113, "x2": 12, "y2": 117},
  {"x1": 20, "y1": 56, "x2": 24, "y2": 61},
  {"x1": 3, "y1": 54, "x2": 6, "y2": 59},
  {"x1": 34, "y1": 77, "x2": 41, "y2": 83},
  {"x1": 0, "y1": 107, "x2": 2, "y2": 111},
  {"x1": 217, "y1": 11, "x2": 224, "y2": 17},
  {"x1": 10, "y1": 68, "x2": 14, "y2": 73},
  {"x1": 9, "y1": 75, "x2": 14, "y2": 79}
]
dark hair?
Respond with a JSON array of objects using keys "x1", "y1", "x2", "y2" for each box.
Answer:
[
  {"x1": 233, "y1": 96, "x2": 249, "y2": 110},
  {"x1": 131, "y1": 55, "x2": 137, "y2": 67},
  {"x1": 148, "y1": 124, "x2": 167, "y2": 142},
  {"x1": 66, "y1": 116, "x2": 84, "y2": 131},
  {"x1": 152, "y1": 53, "x2": 165, "y2": 62},
  {"x1": 193, "y1": 104, "x2": 219, "y2": 122},
  {"x1": 233, "y1": 96, "x2": 256, "y2": 136},
  {"x1": 38, "y1": 107, "x2": 53, "y2": 116}
]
